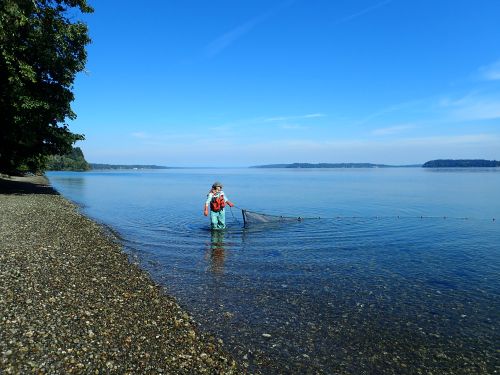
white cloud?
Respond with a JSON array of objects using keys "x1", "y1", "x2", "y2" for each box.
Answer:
[
  {"x1": 478, "y1": 60, "x2": 500, "y2": 81},
  {"x1": 439, "y1": 93, "x2": 500, "y2": 121},
  {"x1": 263, "y1": 113, "x2": 326, "y2": 122},
  {"x1": 256, "y1": 134, "x2": 499, "y2": 150},
  {"x1": 303, "y1": 113, "x2": 326, "y2": 118},
  {"x1": 397, "y1": 134, "x2": 499, "y2": 146},
  {"x1": 205, "y1": 17, "x2": 264, "y2": 58},
  {"x1": 131, "y1": 132, "x2": 149, "y2": 139},
  {"x1": 280, "y1": 124, "x2": 307, "y2": 130},
  {"x1": 336, "y1": 0, "x2": 393, "y2": 24},
  {"x1": 208, "y1": 125, "x2": 233, "y2": 132},
  {"x1": 371, "y1": 124, "x2": 415, "y2": 136},
  {"x1": 362, "y1": 91, "x2": 500, "y2": 126},
  {"x1": 131, "y1": 130, "x2": 206, "y2": 143},
  {"x1": 205, "y1": 1, "x2": 295, "y2": 58},
  {"x1": 263, "y1": 116, "x2": 289, "y2": 122},
  {"x1": 453, "y1": 100, "x2": 500, "y2": 121},
  {"x1": 355, "y1": 98, "x2": 427, "y2": 125}
]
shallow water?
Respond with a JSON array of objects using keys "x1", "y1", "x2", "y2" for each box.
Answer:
[{"x1": 47, "y1": 168, "x2": 500, "y2": 374}]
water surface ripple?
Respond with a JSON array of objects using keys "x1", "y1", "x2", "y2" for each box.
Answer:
[{"x1": 48, "y1": 168, "x2": 499, "y2": 374}]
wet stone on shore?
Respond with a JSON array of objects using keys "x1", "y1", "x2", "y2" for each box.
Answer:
[{"x1": 0, "y1": 175, "x2": 238, "y2": 374}]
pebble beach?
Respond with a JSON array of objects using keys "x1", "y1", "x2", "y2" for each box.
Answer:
[{"x1": 0, "y1": 175, "x2": 238, "y2": 374}]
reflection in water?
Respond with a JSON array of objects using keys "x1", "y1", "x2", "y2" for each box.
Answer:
[
  {"x1": 207, "y1": 230, "x2": 226, "y2": 275},
  {"x1": 54, "y1": 176, "x2": 86, "y2": 193},
  {"x1": 47, "y1": 170, "x2": 500, "y2": 374},
  {"x1": 47, "y1": 174, "x2": 87, "y2": 205}
]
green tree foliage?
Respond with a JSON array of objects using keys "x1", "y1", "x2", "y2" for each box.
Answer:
[
  {"x1": 46, "y1": 146, "x2": 90, "y2": 171},
  {"x1": 0, "y1": 0, "x2": 93, "y2": 174},
  {"x1": 423, "y1": 159, "x2": 500, "y2": 168}
]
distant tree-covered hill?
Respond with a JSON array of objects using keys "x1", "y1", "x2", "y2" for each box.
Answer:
[
  {"x1": 422, "y1": 159, "x2": 500, "y2": 168},
  {"x1": 46, "y1": 148, "x2": 170, "y2": 171},
  {"x1": 46, "y1": 147, "x2": 90, "y2": 171},
  {"x1": 252, "y1": 163, "x2": 421, "y2": 168}
]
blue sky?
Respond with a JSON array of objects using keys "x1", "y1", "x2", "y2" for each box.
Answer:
[{"x1": 71, "y1": 0, "x2": 500, "y2": 166}]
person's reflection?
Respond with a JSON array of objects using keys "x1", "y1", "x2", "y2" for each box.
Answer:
[{"x1": 207, "y1": 229, "x2": 226, "y2": 275}]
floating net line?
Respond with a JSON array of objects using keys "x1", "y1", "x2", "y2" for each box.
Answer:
[
  {"x1": 234, "y1": 207, "x2": 493, "y2": 227},
  {"x1": 241, "y1": 209, "x2": 319, "y2": 226}
]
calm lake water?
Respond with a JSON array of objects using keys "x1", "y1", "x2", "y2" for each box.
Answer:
[{"x1": 47, "y1": 168, "x2": 500, "y2": 374}]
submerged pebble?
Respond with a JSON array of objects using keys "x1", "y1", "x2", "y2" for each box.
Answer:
[{"x1": 0, "y1": 175, "x2": 239, "y2": 374}]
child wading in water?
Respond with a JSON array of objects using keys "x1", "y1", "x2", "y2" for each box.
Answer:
[{"x1": 204, "y1": 182, "x2": 234, "y2": 229}]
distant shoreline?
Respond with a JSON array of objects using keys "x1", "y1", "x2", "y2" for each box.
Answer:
[
  {"x1": 253, "y1": 160, "x2": 500, "y2": 169},
  {"x1": 422, "y1": 159, "x2": 500, "y2": 168},
  {"x1": 88, "y1": 163, "x2": 171, "y2": 170},
  {"x1": 251, "y1": 163, "x2": 421, "y2": 169},
  {"x1": 45, "y1": 159, "x2": 500, "y2": 171}
]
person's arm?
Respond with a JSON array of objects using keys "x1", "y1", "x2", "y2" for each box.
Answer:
[
  {"x1": 204, "y1": 193, "x2": 212, "y2": 216},
  {"x1": 223, "y1": 191, "x2": 235, "y2": 207}
]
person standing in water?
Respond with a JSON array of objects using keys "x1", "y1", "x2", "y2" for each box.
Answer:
[{"x1": 204, "y1": 181, "x2": 234, "y2": 229}]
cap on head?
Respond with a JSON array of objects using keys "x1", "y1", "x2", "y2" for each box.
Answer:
[{"x1": 212, "y1": 181, "x2": 222, "y2": 189}]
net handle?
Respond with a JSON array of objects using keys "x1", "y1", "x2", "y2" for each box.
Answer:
[{"x1": 241, "y1": 208, "x2": 247, "y2": 226}]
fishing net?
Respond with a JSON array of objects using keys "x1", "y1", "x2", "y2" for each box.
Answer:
[
  {"x1": 241, "y1": 209, "x2": 304, "y2": 226},
  {"x1": 238, "y1": 207, "x2": 470, "y2": 227}
]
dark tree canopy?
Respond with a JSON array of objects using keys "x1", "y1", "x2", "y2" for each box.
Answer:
[{"x1": 0, "y1": 0, "x2": 93, "y2": 174}]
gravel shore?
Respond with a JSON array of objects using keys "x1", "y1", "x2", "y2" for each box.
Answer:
[{"x1": 0, "y1": 175, "x2": 239, "y2": 374}]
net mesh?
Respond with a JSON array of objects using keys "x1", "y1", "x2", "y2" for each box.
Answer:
[{"x1": 242, "y1": 209, "x2": 303, "y2": 226}]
